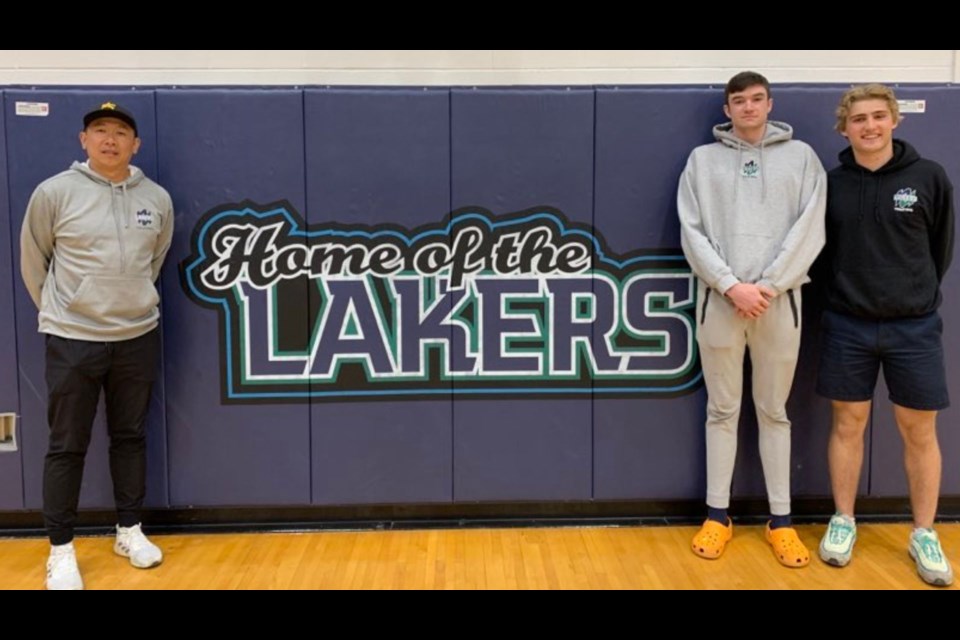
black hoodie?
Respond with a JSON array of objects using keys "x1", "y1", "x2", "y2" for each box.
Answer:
[{"x1": 822, "y1": 139, "x2": 954, "y2": 318}]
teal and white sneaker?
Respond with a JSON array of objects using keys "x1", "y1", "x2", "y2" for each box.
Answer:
[
  {"x1": 819, "y1": 513, "x2": 857, "y2": 567},
  {"x1": 909, "y1": 528, "x2": 954, "y2": 587}
]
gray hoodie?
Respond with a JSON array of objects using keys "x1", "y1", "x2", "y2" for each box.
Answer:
[
  {"x1": 677, "y1": 121, "x2": 826, "y2": 295},
  {"x1": 21, "y1": 161, "x2": 174, "y2": 341}
]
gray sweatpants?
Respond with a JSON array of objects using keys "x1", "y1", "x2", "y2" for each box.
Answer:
[{"x1": 696, "y1": 281, "x2": 802, "y2": 516}]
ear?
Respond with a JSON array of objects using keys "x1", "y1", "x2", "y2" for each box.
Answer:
[
  {"x1": 132, "y1": 137, "x2": 142, "y2": 155},
  {"x1": 723, "y1": 103, "x2": 731, "y2": 119},
  {"x1": 766, "y1": 98, "x2": 773, "y2": 114},
  {"x1": 79, "y1": 130, "x2": 87, "y2": 150}
]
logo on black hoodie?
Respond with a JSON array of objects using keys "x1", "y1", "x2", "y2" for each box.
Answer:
[{"x1": 893, "y1": 188, "x2": 918, "y2": 212}]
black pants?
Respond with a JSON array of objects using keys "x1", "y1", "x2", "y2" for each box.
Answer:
[{"x1": 43, "y1": 330, "x2": 159, "y2": 545}]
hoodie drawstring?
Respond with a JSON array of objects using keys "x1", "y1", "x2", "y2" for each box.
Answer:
[
  {"x1": 857, "y1": 172, "x2": 865, "y2": 222},
  {"x1": 734, "y1": 145, "x2": 743, "y2": 201},
  {"x1": 856, "y1": 170, "x2": 885, "y2": 224},
  {"x1": 759, "y1": 141, "x2": 766, "y2": 201},
  {"x1": 110, "y1": 183, "x2": 128, "y2": 273},
  {"x1": 873, "y1": 175, "x2": 884, "y2": 223}
]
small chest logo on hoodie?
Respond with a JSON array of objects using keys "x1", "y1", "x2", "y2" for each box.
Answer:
[
  {"x1": 741, "y1": 160, "x2": 759, "y2": 179},
  {"x1": 893, "y1": 188, "x2": 918, "y2": 213},
  {"x1": 136, "y1": 209, "x2": 156, "y2": 229}
]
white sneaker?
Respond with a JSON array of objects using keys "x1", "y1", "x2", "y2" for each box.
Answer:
[
  {"x1": 909, "y1": 528, "x2": 954, "y2": 587},
  {"x1": 114, "y1": 523, "x2": 163, "y2": 569},
  {"x1": 819, "y1": 513, "x2": 857, "y2": 567},
  {"x1": 46, "y1": 542, "x2": 84, "y2": 590}
]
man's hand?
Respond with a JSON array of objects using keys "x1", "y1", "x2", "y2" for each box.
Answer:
[
  {"x1": 726, "y1": 283, "x2": 770, "y2": 319},
  {"x1": 757, "y1": 285, "x2": 777, "y2": 301}
]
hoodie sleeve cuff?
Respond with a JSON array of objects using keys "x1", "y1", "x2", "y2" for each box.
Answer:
[
  {"x1": 756, "y1": 279, "x2": 782, "y2": 295},
  {"x1": 716, "y1": 275, "x2": 741, "y2": 295}
]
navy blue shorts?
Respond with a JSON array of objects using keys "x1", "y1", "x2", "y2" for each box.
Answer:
[{"x1": 816, "y1": 310, "x2": 949, "y2": 411}]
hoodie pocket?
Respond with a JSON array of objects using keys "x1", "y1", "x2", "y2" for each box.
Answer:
[{"x1": 67, "y1": 275, "x2": 160, "y2": 321}]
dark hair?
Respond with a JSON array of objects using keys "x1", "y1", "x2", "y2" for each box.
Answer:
[{"x1": 725, "y1": 71, "x2": 771, "y2": 103}]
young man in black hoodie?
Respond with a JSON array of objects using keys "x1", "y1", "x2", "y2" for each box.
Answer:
[{"x1": 816, "y1": 84, "x2": 955, "y2": 586}]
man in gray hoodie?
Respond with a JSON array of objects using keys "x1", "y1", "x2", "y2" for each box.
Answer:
[
  {"x1": 21, "y1": 102, "x2": 174, "y2": 590},
  {"x1": 678, "y1": 72, "x2": 826, "y2": 567}
]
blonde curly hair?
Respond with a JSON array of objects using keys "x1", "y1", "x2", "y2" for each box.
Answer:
[{"x1": 835, "y1": 84, "x2": 902, "y2": 133}]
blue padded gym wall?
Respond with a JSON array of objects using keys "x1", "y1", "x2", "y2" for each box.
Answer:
[
  {"x1": 0, "y1": 92, "x2": 23, "y2": 510},
  {"x1": 0, "y1": 84, "x2": 957, "y2": 516},
  {"x1": 450, "y1": 89, "x2": 595, "y2": 501},
  {"x1": 593, "y1": 87, "x2": 715, "y2": 500},
  {"x1": 305, "y1": 88, "x2": 453, "y2": 505},
  {"x1": 157, "y1": 90, "x2": 310, "y2": 506}
]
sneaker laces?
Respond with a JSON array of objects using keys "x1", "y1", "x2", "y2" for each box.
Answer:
[
  {"x1": 47, "y1": 546, "x2": 76, "y2": 574},
  {"x1": 828, "y1": 516, "x2": 854, "y2": 544},
  {"x1": 120, "y1": 524, "x2": 151, "y2": 552},
  {"x1": 914, "y1": 531, "x2": 944, "y2": 564}
]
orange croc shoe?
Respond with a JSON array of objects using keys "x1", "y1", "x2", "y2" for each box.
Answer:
[
  {"x1": 691, "y1": 519, "x2": 733, "y2": 559},
  {"x1": 766, "y1": 523, "x2": 810, "y2": 568}
]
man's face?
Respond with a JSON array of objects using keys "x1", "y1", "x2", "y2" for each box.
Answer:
[
  {"x1": 724, "y1": 85, "x2": 772, "y2": 136},
  {"x1": 842, "y1": 99, "x2": 898, "y2": 157},
  {"x1": 79, "y1": 117, "x2": 140, "y2": 172}
]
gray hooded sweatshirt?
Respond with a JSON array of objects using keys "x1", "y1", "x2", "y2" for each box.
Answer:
[
  {"x1": 677, "y1": 121, "x2": 826, "y2": 295},
  {"x1": 21, "y1": 161, "x2": 174, "y2": 341}
]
